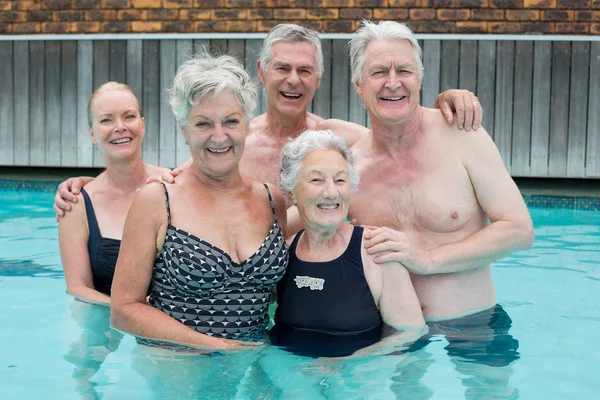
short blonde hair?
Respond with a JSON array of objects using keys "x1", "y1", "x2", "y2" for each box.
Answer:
[{"x1": 87, "y1": 82, "x2": 141, "y2": 127}]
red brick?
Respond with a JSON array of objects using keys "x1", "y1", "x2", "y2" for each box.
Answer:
[
  {"x1": 131, "y1": 0, "x2": 162, "y2": 7},
  {"x1": 44, "y1": 0, "x2": 72, "y2": 9},
  {"x1": 575, "y1": 10, "x2": 600, "y2": 20},
  {"x1": 389, "y1": 0, "x2": 425, "y2": 6},
  {"x1": 256, "y1": 19, "x2": 280, "y2": 32},
  {"x1": 456, "y1": 21, "x2": 487, "y2": 32},
  {"x1": 340, "y1": 8, "x2": 373, "y2": 19},
  {"x1": 102, "y1": 0, "x2": 131, "y2": 7},
  {"x1": 212, "y1": 9, "x2": 247, "y2": 19},
  {"x1": 555, "y1": 22, "x2": 589, "y2": 32},
  {"x1": 307, "y1": 8, "x2": 339, "y2": 19},
  {"x1": 542, "y1": 10, "x2": 574, "y2": 20},
  {"x1": 274, "y1": 9, "x2": 306, "y2": 19},
  {"x1": 410, "y1": 8, "x2": 436, "y2": 20},
  {"x1": 194, "y1": 0, "x2": 226, "y2": 5},
  {"x1": 193, "y1": 20, "x2": 227, "y2": 32},
  {"x1": 226, "y1": 20, "x2": 255, "y2": 31},
  {"x1": 42, "y1": 21, "x2": 70, "y2": 33},
  {"x1": 86, "y1": 10, "x2": 118, "y2": 20},
  {"x1": 323, "y1": 19, "x2": 355, "y2": 32},
  {"x1": 0, "y1": 1, "x2": 11, "y2": 11},
  {"x1": 275, "y1": 0, "x2": 311, "y2": 6},
  {"x1": 437, "y1": 9, "x2": 471, "y2": 20},
  {"x1": 455, "y1": 0, "x2": 488, "y2": 6},
  {"x1": 56, "y1": 10, "x2": 85, "y2": 21},
  {"x1": 593, "y1": 0, "x2": 600, "y2": 7},
  {"x1": 524, "y1": 0, "x2": 555, "y2": 6},
  {"x1": 472, "y1": 9, "x2": 504, "y2": 19},
  {"x1": 0, "y1": 23, "x2": 10, "y2": 33},
  {"x1": 557, "y1": 0, "x2": 590, "y2": 7},
  {"x1": 131, "y1": 20, "x2": 162, "y2": 31},
  {"x1": 72, "y1": 0, "x2": 101, "y2": 8},
  {"x1": 27, "y1": 11, "x2": 54, "y2": 21},
  {"x1": 373, "y1": 8, "x2": 408, "y2": 19},
  {"x1": 591, "y1": 23, "x2": 600, "y2": 34},
  {"x1": 0, "y1": 12, "x2": 25, "y2": 22},
  {"x1": 163, "y1": 20, "x2": 194, "y2": 31},
  {"x1": 506, "y1": 9, "x2": 539, "y2": 20},
  {"x1": 163, "y1": 0, "x2": 192, "y2": 7},
  {"x1": 408, "y1": 20, "x2": 456, "y2": 32},
  {"x1": 427, "y1": 0, "x2": 453, "y2": 7},
  {"x1": 148, "y1": 8, "x2": 179, "y2": 19},
  {"x1": 180, "y1": 9, "x2": 211, "y2": 19},
  {"x1": 13, "y1": 1, "x2": 41, "y2": 10},
  {"x1": 71, "y1": 21, "x2": 101, "y2": 32},
  {"x1": 13, "y1": 22, "x2": 42, "y2": 33},
  {"x1": 102, "y1": 21, "x2": 130, "y2": 32},
  {"x1": 226, "y1": 0, "x2": 256, "y2": 6},
  {"x1": 521, "y1": 21, "x2": 554, "y2": 32},
  {"x1": 488, "y1": 21, "x2": 521, "y2": 32},
  {"x1": 315, "y1": 0, "x2": 355, "y2": 5},
  {"x1": 248, "y1": 9, "x2": 272, "y2": 19},
  {"x1": 489, "y1": 0, "x2": 522, "y2": 7},
  {"x1": 118, "y1": 9, "x2": 147, "y2": 20},
  {"x1": 355, "y1": 0, "x2": 387, "y2": 5}
]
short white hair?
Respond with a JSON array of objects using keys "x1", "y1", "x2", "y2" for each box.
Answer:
[
  {"x1": 169, "y1": 51, "x2": 257, "y2": 126},
  {"x1": 350, "y1": 20, "x2": 424, "y2": 84},
  {"x1": 260, "y1": 24, "x2": 324, "y2": 78},
  {"x1": 279, "y1": 130, "x2": 359, "y2": 193}
]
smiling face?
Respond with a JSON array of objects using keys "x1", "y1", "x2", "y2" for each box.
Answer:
[
  {"x1": 258, "y1": 41, "x2": 321, "y2": 121},
  {"x1": 182, "y1": 90, "x2": 247, "y2": 181},
  {"x1": 294, "y1": 148, "x2": 351, "y2": 232},
  {"x1": 354, "y1": 38, "x2": 422, "y2": 129},
  {"x1": 89, "y1": 88, "x2": 144, "y2": 161}
]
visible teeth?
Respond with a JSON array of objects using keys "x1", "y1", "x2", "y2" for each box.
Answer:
[
  {"x1": 282, "y1": 92, "x2": 301, "y2": 98},
  {"x1": 382, "y1": 96, "x2": 404, "y2": 101},
  {"x1": 318, "y1": 204, "x2": 339, "y2": 210},
  {"x1": 111, "y1": 138, "x2": 131, "y2": 144},
  {"x1": 207, "y1": 147, "x2": 230, "y2": 154}
]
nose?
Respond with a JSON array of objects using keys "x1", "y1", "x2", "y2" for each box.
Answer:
[
  {"x1": 322, "y1": 179, "x2": 338, "y2": 199},
  {"x1": 212, "y1": 123, "x2": 228, "y2": 143},
  {"x1": 286, "y1": 68, "x2": 300, "y2": 85},
  {"x1": 113, "y1": 118, "x2": 124, "y2": 132},
  {"x1": 385, "y1": 70, "x2": 401, "y2": 90}
]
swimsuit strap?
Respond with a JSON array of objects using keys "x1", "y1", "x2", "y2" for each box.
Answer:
[
  {"x1": 159, "y1": 182, "x2": 171, "y2": 225},
  {"x1": 263, "y1": 183, "x2": 278, "y2": 222},
  {"x1": 80, "y1": 188, "x2": 102, "y2": 238},
  {"x1": 289, "y1": 229, "x2": 304, "y2": 254}
]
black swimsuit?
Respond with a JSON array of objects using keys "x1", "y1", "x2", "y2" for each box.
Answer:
[
  {"x1": 272, "y1": 226, "x2": 383, "y2": 357},
  {"x1": 81, "y1": 188, "x2": 120, "y2": 295},
  {"x1": 146, "y1": 183, "x2": 288, "y2": 343}
]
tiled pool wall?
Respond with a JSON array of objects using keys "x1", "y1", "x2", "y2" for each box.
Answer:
[{"x1": 1, "y1": 179, "x2": 599, "y2": 211}]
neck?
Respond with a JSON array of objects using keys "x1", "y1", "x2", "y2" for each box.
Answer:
[
  {"x1": 103, "y1": 155, "x2": 148, "y2": 191},
  {"x1": 266, "y1": 107, "x2": 309, "y2": 139},
  {"x1": 188, "y1": 166, "x2": 245, "y2": 193},
  {"x1": 301, "y1": 222, "x2": 349, "y2": 251},
  {"x1": 369, "y1": 106, "x2": 424, "y2": 155}
]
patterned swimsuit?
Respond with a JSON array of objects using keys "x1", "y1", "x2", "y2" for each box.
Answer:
[{"x1": 144, "y1": 183, "x2": 288, "y2": 345}]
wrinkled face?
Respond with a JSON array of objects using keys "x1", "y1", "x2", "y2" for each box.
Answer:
[
  {"x1": 259, "y1": 41, "x2": 321, "y2": 121},
  {"x1": 294, "y1": 149, "x2": 351, "y2": 232},
  {"x1": 183, "y1": 90, "x2": 247, "y2": 180},
  {"x1": 354, "y1": 39, "x2": 422, "y2": 128},
  {"x1": 89, "y1": 89, "x2": 144, "y2": 160}
]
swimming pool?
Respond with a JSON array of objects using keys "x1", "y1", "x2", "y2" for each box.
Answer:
[{"x1": 1, "y1": 186, "x2": 599, "y2": 399}]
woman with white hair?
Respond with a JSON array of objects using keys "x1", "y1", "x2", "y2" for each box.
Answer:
[
  {"x1": 110, "y1": 53, "x2": 289, "y2": 350},
  {"x1": 271, "y1": 130, "x2": 426, "y2": 357}
]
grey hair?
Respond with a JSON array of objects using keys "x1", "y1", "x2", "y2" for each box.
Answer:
[
  {"x1": 259, "y1": 24, "x2": 324, "y2": 78},
  {"x1": 279, "y1": 130, "x2": 359, "y2": 194},
  {"x1": 350, "y1": 20, "x2": 424, "y2": 84},
  {"x1": 169, "y1": 51, "x2": 257, "y2": 126}
]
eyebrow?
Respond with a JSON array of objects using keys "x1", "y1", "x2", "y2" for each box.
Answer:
[
  {"x1": 192, "y1": 112, "x2": 243, "y2": 121},
  {"x1": 273, "y1": 61, "x2": 315, "y2": 71}
]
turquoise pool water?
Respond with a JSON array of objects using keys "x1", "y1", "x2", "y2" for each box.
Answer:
[{"x1": 1, "y1": 188, "x2": 599, "y2": 399}]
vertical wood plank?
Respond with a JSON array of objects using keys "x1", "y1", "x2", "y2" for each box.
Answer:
[
  {"x1": 458, "y1": 40, "x2": 477, "y2": 92},
  {"x1": 422, "y1": 39, "x2": 441, "y2": 108},
  {"x1": 312, "y1": 39, "x2": 332, "y2": 119},
  {"x1": 61, "y1": 41, "x2": 78, "y2": 167},
  {"x1": 175, "y1": 39, "x2": 193, "y2": 166},
  {"x1": 440, "y1": 40, "x2": 459, "y2": 92},
  {"x1": 126, "y1": 40, "x2": 143, "y2": 102},
  {"x1": 548, "y1": 42, "x2": 571, "y2": 177},
  {"x1": 159, "y1": 40, "x2": 177, "y2": 169},
  {"x1": 493, "y1": 41, "x2": 515, "y2": 170},
  {"x1": 511, "y1": 41, "x2": 533, "y2": 176},
  {"x1": 530, "y1": 41, "x2": 552, "y2": 177},
  {"x1": 13, "y1": 41, "x2": 29, "y2": 166},
  {"x1": 210, "y1": 39, "x2": 227, "y2": 55},
  {"x1": 567, "y1": 41, "x2": 589, "y2": 178},
  {"x1": 109, "y1": 40, "x2": 127, "y2": 83},
  {"x1": 245, "y1": 39, "x2": 265, "y2": 115},
  {"x1": 476, "y1": 40, "x2": 496, "y2": 135},
  {"x1": 45, "y1": 41, "x2": 62, "y2": 166},
  {"x1": 77, "y1": 40, "x2": 93, "y2": 167},
  {"x1": 0, "y1": 42, "x2": 13, "y2": 165},
  {"x1": 586, "y1": 42, "x2": 600, "y2": 178},
  {"x1": 142, "y1": 40, "x2": 160, "y2": 166},
  {"x1": 330, "y1": 39, "x2": 350, "y2": 121},
  {"x1": 29, "y1": 41, "x2": 45, "y2": 166},
  {"x1": 227, "y1": 39, "x2": 245, "y2": 64},
  {"x1": 193, "y1": 38, "x2": 210, "y2": 55},
  {"x1": 92, "y1": 40, "x2": 109, "y2": 167}
]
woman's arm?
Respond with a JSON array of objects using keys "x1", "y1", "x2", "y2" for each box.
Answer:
[
  {"x1": 110, "y1": 183, "x2": 259, "y2": 350},
  {"x1": 58, "y1": 194, "x2": 110, "y2": 306}
]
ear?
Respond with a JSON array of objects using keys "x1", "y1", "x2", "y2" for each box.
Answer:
[
  {"x1": 89, "y1": 127, "x2": 96, "y2": 144},
  {"x1": 140, "y1": 116, "x2": 145, "y2": 135},
  {"x1": 180, "y1": 126, "x2": 189, "y2": 145},
  {"x1": 257, "y1": 60, "x2": 266, "y2": 85},
  {"x1": 353, "y1": 80, "x2": 362, "y2": 96},
  {"x1": 315, "y1": 76, "x2": 321, "y2": 90}
]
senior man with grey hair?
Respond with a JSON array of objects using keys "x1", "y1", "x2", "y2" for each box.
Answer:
[
  {"x1": 53, "y1": 23, "x2": 482, "y2": 219},
  {"x1": 348, "y1": 20, "x2": 533, "y2": 369}
]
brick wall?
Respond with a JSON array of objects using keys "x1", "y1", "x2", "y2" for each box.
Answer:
[{"x1": 0, "y1": 0, "x2": 598, "y2": 34}]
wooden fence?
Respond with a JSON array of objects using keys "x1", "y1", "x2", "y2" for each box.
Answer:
[{"x1": 0, "y1": 36, "x2": 598, "y2": 178}]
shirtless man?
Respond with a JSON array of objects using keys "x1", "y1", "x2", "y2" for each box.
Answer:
[
  {"x1": 348, "y1": 21, "x2": 533, "y2": 365},
  {"x1": 53, "y1": 24, "x2": 482, "y2": 216}
]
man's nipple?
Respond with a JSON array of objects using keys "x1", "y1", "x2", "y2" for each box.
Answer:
[{"x1": 451, "y1": 212, "x2": 458, "y2": 220}]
